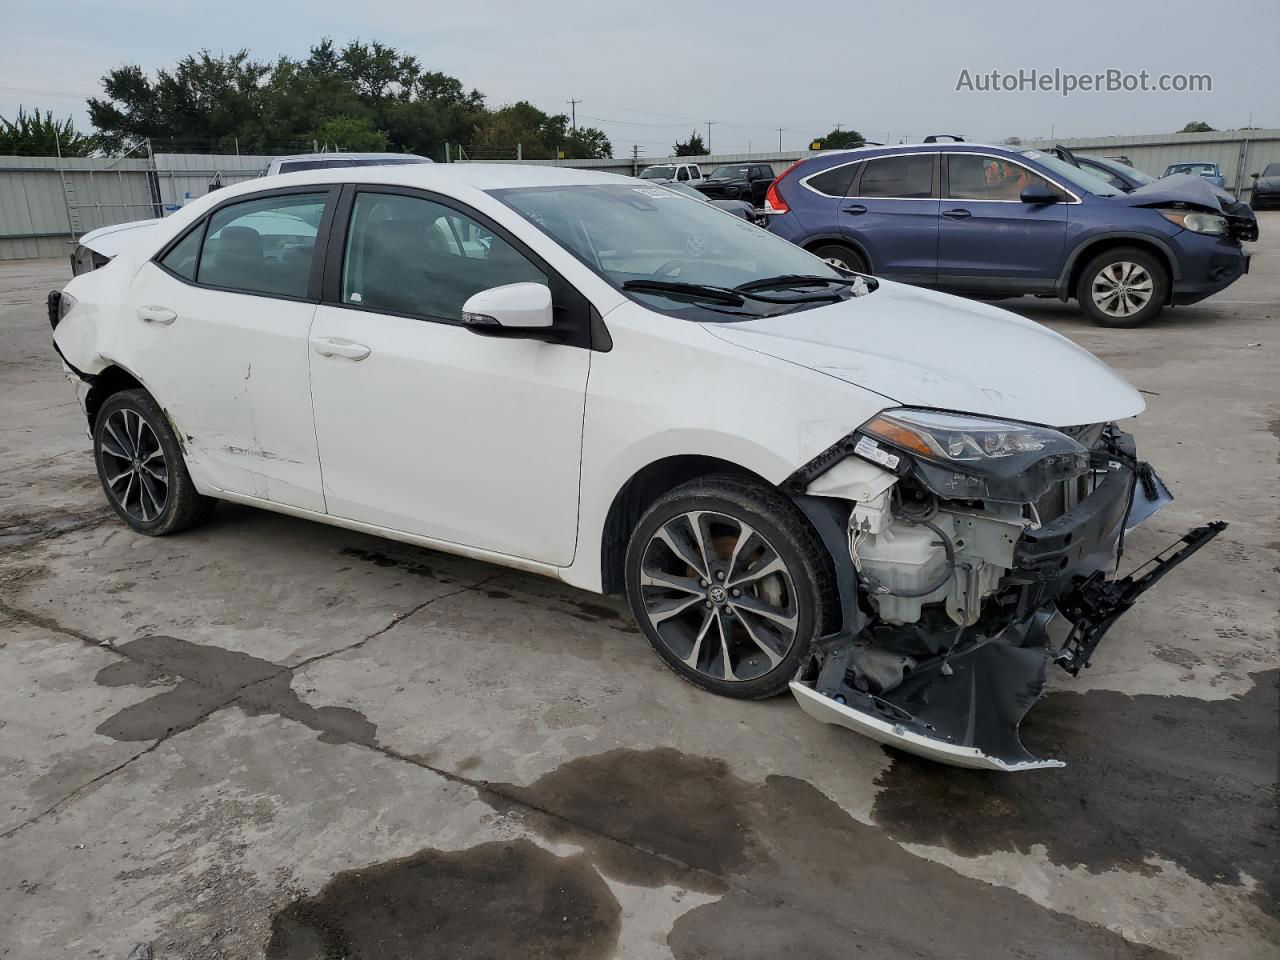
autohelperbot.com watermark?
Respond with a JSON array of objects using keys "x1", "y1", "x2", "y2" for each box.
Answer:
[{"x1": 955, "y1": 68, "x2": 1212, "y2": 97}]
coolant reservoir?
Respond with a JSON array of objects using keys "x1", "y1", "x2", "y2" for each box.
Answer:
[{"x1": 855, "y1": 519, "x2": 951, "y2": 624}]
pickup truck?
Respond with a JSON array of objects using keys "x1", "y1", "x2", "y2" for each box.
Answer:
[{"x1": 639, "y1": 162, "x2": 703, "y2": 184}]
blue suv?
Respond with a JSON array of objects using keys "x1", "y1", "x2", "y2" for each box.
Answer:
[{"x1": 764, "y1": 143, "x2": 1255, "y2": 327}]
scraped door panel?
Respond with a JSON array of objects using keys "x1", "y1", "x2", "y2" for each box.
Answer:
[{"x1": 125, "y1": 262, "x2": 323, "y2": 510}]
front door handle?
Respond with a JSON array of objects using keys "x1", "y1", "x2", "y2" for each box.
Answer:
[
  {"x1": 310, "y1": 337, "x2": 371, "y2": 361},
  {"x1": 137, "y1": 306, "x2": 176, "y2": 325},
  {"x1": 842, "y1": 204, "x2": 867, "y2": 215},
  {"x1": 942, "y1": 208, "x2": 972, "y2": 220}
]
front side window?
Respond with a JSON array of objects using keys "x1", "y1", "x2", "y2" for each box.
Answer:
[
  {"x1": 947, "y1": 155, "x2": 1054, "y2": 201},
  {"x1": 196, "y1": 193, "x2": 326, "y2": 297},
  {"x1": 1020, "y1": 150, "x2": 1118, "y2": 196},
  {"x1": 677, "y1": 168, "x2": 690, "y2": 181},
  {"x1": 341, "y1": 192, "x2": 546, "y2": 321},
  {"x1": 857, "y1": 155, "x2": 934, "y2": 198},
  {"x1": 159, "y1": 224, "x2": 203, "y2": 281},
  {"x1": 689, "y1": 167, "x2": 701, "y2": 179}
]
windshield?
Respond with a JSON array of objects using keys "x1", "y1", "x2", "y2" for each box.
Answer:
[
  {"x1": 710, "y1": 165, "x2": 750, "y2": 179},
  {"x1": 1166, "y1": 163, "x2": 1215, "y2": 175},
  {"x1": 491, "y1": 183, "x2": 853, "y2": 320},
  {"x1": 639, "y1": 166, "x2": 677, "y2": 180},
  {"x1": 1083, "y1": 155, "x2": 1156, "y2": 186},
  {"x1": 1020, "y1": 150, "x2": 1122, "y2": 197},
  {"x1": 1264, "y1": 163, "x2": 1280, "y2": 177}
]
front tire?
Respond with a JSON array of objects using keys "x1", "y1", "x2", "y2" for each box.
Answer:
[
  {"x1": 1076, "y1": 247, "x2": 1168, "y2": 328},
  {"x1": 624, "y1": 476, "x2": 835, "y2": 700},
  {"x1": 93, "y1": 389, "x2": 216, "y2": 536}
]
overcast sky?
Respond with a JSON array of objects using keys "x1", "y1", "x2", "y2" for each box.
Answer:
[{"x1": 4, "y1": 0, "x2": 1276, "y2": 155}]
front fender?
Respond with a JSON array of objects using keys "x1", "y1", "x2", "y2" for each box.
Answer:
[{"x1": 1056, "y1": 230, "x2": 1182, "y2": 299}]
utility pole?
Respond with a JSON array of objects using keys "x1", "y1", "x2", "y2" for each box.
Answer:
[
  {"x1": 567, "y1": 98, "x2": 582, "y2": 132},
  {"x1": 706, "y1": 121, "x2": 715, "y2": 154},
  {"x1": 631, "y1": 144, "x2": 639, "y2": 177},
  {"x1": 778, "y1": 128, "x2": 783, "y2": 151}
]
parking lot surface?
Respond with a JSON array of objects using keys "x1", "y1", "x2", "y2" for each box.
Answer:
[{"x1": 1, "y1": 219, "x2": 1277, "y2": 959}]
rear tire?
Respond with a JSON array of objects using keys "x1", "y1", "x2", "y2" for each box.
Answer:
[
  {"x1": 810, "y1": 243, "x2": 868, "y2": 275},
  {"x1": 1075, "y1": 247, "x2": 1168, "y2": 328},
  {"x1": 624, "y1": 475, "x2": 836, "y2": 700},
  {"x1": 93, "y1": 389, "x2": 216, "y2": 536}
]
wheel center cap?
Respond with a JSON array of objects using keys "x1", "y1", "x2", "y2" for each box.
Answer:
[{"x1": 708, "y1": 585, "x2": 727, "y2": 605}]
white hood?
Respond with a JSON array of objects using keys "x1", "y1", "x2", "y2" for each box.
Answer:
[
  {"x1": 701, "y1": 281, "x2": 1144, "y2": 427},
  {"x1": 79, "y1": 218, "x2": 162, "y2": 258}
]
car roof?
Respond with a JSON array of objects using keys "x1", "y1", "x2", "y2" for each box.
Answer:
[{"x1": 194, "y1": 163, "x2": 638, "y2": 208}]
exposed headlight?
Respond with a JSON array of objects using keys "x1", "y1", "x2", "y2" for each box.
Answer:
[
  {"x1": 1159, "y1": 210, "x2": 1227, "y2": 235},
  {"x1": 857, "y1": 408, "x2": 1091, "y2": 502}
]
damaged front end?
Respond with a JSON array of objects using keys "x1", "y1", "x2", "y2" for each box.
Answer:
[{"x1": 786, "y1": 410, "x2": 1225, "y2": 771}]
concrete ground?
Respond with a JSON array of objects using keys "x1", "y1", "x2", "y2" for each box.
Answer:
[{"x1": 1, "y1": 220, "x2": 1276, "y2": 960}]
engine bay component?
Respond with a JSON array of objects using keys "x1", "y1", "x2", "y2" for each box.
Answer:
[{"x1": 790, "y1": 421, "x2": 1226, "y2": 771}]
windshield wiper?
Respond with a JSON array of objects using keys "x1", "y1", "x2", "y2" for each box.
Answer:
[
  {"x1": 622, "y1": 280, "x2": 746, "y2": 306},
  {"x1": 735, "y1": 274, "x2": 858, "y2": 292}
]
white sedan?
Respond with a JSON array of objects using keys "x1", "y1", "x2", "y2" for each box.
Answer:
[{"x1": 49, "y1": 164, "x2": 1222, "y2": 770}]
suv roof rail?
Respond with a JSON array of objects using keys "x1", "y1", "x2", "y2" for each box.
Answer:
[
  {"x1": 843, "y1": 140, "x2": 884, "y2": 148},
  {"x1": 923, "y1": 134, "x2": 965, "y2": 143}
]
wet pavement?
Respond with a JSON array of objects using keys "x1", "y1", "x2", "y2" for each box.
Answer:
[{"x1": 1, "y1": 222, "x2": 1277, "y2": 959}]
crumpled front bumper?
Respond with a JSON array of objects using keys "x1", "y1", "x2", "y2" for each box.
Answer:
[{"x1": 792, "y1": 443, "x2": 1224, "y2": 772}]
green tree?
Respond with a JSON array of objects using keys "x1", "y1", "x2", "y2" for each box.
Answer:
[
  {"x1": 309, "y1": 115, "x2": 389, "y2": 152},
  {"x1": 1179, "y1": 121, "x2": 1215, "y2": 133},
  {"x1": 0, "y1": 107, "x2": 98, "y2": 156},
  {"x1": 817, "y1": 127, "x2": 865, "y2": 148},
  {"x1": 673, "y1": 131, "x2": 706, "y2": 156},
  {"x1": 89, "y1": 50, "x2": 270, "y2": 153}
]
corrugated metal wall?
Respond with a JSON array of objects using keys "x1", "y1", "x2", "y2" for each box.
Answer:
[{"x1": 0, "y1": 154, "x2": 273, "y2": 261}]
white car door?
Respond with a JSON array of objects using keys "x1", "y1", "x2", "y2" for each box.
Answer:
[
  {"x1": 129, "y1": 189, "x2": 333, "y2": 511},
  {"x1": 307, "y1": 188, "x2": 591, "y2": 565}
]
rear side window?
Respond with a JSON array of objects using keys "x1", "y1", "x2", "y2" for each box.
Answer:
[
  {"x1": 159, "y1": 225, "x2": 203, "y2": 281},
  {"x1": 806, "y1": 163, "x2": 859, "y2": 197},
  {"x1": 341, "y1": 192, "x2": 546, "y2": 322},
  {"x1": 277, "y1": 160, "x2": 327, "y2": 174},
  {"x1": 857, "y1": 155, "x2": 934, "y2": 198},
  {"x1": 196, "y1": 193, "x2": 327, "y2": 298},
  {"x1": 947, "y1": 155, "x2": 1054, "y2": 201}
]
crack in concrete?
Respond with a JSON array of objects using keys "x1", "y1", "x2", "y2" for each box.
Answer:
[{"x1": 0, "y1": 573, "x2": 502, "y2": 839}]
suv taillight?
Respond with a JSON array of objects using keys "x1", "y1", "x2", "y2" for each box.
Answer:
[{"x1": 764, "y1": 159, "x2": 805, "y2": 215}]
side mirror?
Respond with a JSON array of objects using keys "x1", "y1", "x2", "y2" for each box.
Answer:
[
  {"x1": 1251, "y1": 172, "x2": 1259, "y2": 179},
  {"x1": 1020, "y1": 183, "x2": 1058, "y2": 204},
  {"x1": 461, "y1": 282, "x2": 553, "y2": 336}
]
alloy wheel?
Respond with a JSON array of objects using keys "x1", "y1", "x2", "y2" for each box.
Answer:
[
  {"x1": 99, "y1": 408, "x2": 168, "y2": 522},
  {"x1": 639, "y1": 511, "x2": 799, "y2": 683},
  {"x1": 1091, "y1": 261, "x2": 1153, "y2": 319}
]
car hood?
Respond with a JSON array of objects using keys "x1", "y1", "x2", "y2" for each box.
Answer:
[
  {"x1": 700, "y1": 281, "x2": 1144, "y2": 427},
  {"x1": 1255, "y1": 175, "x2": 1280, "y2": 190},
  {"x1": 1122, "y1": 174, "x2": 1231, "y2": 212}
]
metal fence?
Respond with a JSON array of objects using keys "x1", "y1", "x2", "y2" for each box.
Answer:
[{"x1": 0, "y1": 153, "x2": 274, "y2": 261}]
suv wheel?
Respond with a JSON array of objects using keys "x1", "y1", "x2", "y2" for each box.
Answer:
[
  {"x1": 810, "y1": 243, "x2": 868, "y2": 275},
  {"x1": 1076, "y1": 247, "x2": 1168, "y2": 328},
  {"x1": 624, "y1": 476, "x2": 835, "y2": 700}
]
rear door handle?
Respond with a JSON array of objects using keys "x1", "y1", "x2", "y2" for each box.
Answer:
[
  {"x1": 137, "y1": 306, "x2": 176, "y2": 325},
  {"x1": 842, "y1": 204, "x2": 867, "y2": 215},
  {"x1": 310, "y1": 337, "x2": 371, "y2": 361},
  {"x1": 942, "y1": 208, "x2": 972, "y2": 220}
]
